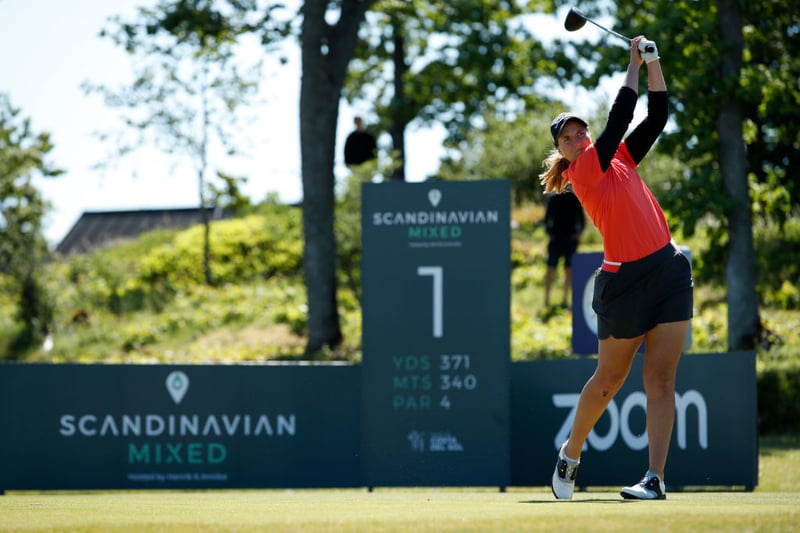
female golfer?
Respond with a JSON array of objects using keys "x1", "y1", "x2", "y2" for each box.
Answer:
[{"x1": 540, "y1": 35, "x2": 693, "y2": 500}]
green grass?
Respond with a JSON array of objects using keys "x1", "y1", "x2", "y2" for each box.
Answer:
[
  {"x1": 2, "y1": 489, "x2": 798, "y2": 532},
  {"x1": 3, "y1": 438, "x2": 798, "y2": 532}
]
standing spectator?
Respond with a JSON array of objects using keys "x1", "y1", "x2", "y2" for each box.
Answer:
[
  {"x1": 543, "y1": 189, "x2": 585, "y2": 308},
  {"x1": 344, "y1": 116, "x2": 377, "y2": 166}
]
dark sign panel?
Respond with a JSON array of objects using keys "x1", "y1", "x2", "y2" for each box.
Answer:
[
  {"x1": 0, "y1": 352, "x2": 757, "y2": 490},
  {"x1": 570, "y1": 251, "x2": 604, "y2": 355},
  {"x1": 360, "y1": 180, "x2": 511, "y2": 486},
  {"x1": 510, "y1": 351, "x2": 758, "y2": 489},
  {"x1": 0, "y1": 364, "x2": 361, "y2": 490}
]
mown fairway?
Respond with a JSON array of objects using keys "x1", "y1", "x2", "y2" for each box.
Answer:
[
  {"x1": 2, "y1": 440, "x2": 797, "y2": 532},
  {"x1": 1, "y1": 489, "x2": 798, "y2": 532}
]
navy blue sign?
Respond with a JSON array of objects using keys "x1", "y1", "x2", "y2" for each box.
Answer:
[
  {"x1": 0, "y1": 351, "x2": 756, "y2": 490},
  {"x1": 570, "y1": 251, "x2": 604, "y2": 355},
  {"x1": 360, "y1": 180, "x2": 511, "y2": 487},
  {"x1": 0, "y1": 364, "x2": 360, "y2": 490},
  {"x1": 510, "y1": 351, "x2": 757, "y2": 489}
]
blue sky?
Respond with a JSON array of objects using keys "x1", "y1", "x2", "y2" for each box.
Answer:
[
  {"x1": 0, "y1": 0, "x2": 446, "y2": 246},
  {"x1": 0, "y1": 0, "x2": 622, "y2": 247}
]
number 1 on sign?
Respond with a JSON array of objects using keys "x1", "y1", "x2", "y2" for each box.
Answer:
[{"x1": 417, "y1": 266, "x2": 443, "y2": 338}]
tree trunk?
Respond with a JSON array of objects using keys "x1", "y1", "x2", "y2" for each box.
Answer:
[
  {"x1": 389, "y1": 14, "x2": 407, "y2": 182},
  {"x1": 299, "y1": 0, "x2": 374, "y2": 353},
  {"x1": 716, "y1": 1, "x2": 761, "y2": 350},
  {"x1": 200, "y1": 75, "x2": 212, "y2": 286}
]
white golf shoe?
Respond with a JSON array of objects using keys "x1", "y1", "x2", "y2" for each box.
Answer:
[
  {"x1": 551, "y1": 442, "x2": 580, "y2": 499},
  {"x1": 620, "y1": 472, "x2": 667, "y2": 500}
]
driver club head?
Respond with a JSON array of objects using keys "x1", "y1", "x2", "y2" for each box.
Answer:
[{"x1": 564, "y1": 7, "x2": 588, "y2": 32}]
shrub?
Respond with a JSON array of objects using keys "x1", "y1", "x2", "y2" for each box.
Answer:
[
  {"x1": 755, "y1": 218, "x2": 800, "y2": 309},
  {"x1": 757, "y1": 360, "x2": 800, "y2": 435},
  {"x1": 139, "y1": 209, "x2": 303, "y2": 288}
]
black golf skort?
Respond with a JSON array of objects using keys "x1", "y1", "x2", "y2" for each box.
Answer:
[{"x1": 592, "y1": 241, "x2": 694, "y2": 340}]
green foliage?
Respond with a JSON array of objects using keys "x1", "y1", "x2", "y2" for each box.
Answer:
[
  {"x1": 345, "y1": 0, "x2": 554, "y2": 174},
  {"x1": 139, "y1": 208, "x2": 302, "y2": 287},
  {"x1": 38, "y1": 274, "x2": 310, "y2": 363},
  {"x1": 754, "y1": 218, "x2": 800, "y2": 310},
  {"x1": 682, "y1": 216, "x2": 800, "y2": 310},
  {"x1": 438, "y1": 109, "x2": 554, "y2": 205},
  {"x1": 59, "y1": 229, "x2": 179, "y2": 315},
  {"x1": 0, "y1": 93, "x2": 63, "y2": 357},
  {"x1": 87, "y1": 0, "x2": 268, "y2": 286},
  {"x1": 208, "y1": 171, "x2": 253, "y2": 216},
  {"x1": 758, "y1": 360, "x2": 800, "y2": 435},
  {"x1": 88, "y1": 2, "x2": 263, "y2": 175},
  {"x1": 563, "y1": 0, "x2": 800, "y2": 235},
  {"x1": 335, "y1": 170, "x2": 367, "y2": 301}
]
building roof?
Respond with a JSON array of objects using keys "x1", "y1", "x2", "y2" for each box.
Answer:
[{"x1": 55, "y1": 207, "x2": 224, "y2": 256}]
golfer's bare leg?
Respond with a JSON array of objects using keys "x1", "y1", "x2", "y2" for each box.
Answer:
[
  {"x1": 563, "y1": 335, "x2": 642, "y2": 459},
  {"x1": 642, "y1": 320, "x2": 689, "y2": 478}
]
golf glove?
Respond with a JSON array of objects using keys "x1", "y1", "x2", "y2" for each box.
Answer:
[{"x1": 638, "y1": 40, "x2": 659, "y2": 64}]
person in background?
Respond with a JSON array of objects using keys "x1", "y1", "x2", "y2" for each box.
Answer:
[
  {"x1": 344, "y1": 115, "x2": 377, "y2": 166},
  {"x1": 539, "y1": 35, "x2": 693, "y2": 501},
  {"x1": 543, "y1": 188, "x2": 585, "y2": 308}
]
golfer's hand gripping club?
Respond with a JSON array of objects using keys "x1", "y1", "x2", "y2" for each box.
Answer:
[{"x1": 638, "y1": 39, "x2": 658, "y2": 63}]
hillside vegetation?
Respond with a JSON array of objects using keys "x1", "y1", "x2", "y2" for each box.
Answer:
[
  {"x1": 2, "y1": 200, "x2": 799, "y2": 363},
  {"x1": 1, "y1": 198, "x2": 798, "y2": 432}
]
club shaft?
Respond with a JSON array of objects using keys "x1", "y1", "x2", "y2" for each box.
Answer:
[{"x1": 585, "y1": 17, "x2": 631, "y2": 44}]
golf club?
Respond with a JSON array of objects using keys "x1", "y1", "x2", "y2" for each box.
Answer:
[{"x1": 564, "y1": 7, "x2": 654, "y2": 53}]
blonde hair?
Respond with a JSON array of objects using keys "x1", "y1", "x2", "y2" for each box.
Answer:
[{"x1": 539, "y1": 148, "x2": 571, "y2": 194}]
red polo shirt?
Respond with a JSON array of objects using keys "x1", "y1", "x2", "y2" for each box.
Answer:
[{"x1": 564, "y1": 141, "x2": 671, "y2": 264}]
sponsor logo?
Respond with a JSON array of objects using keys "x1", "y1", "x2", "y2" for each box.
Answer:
[
  {"x1": 408, "y1": 430, "x2": 464, "y2": 452},
  {"x1": 166, "y1": 371, "x2": 189, "y2": 405},
  {"x1": 57, "y1": 370, "x2": 297, "y2": 480},
  {"x1": 553, "y1": 390, "x2": 708, "y2": 451},
  {"x1": 369, "y1": 187, "x2": 501, "y2": 248}
]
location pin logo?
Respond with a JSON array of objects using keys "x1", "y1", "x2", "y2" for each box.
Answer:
[
  {"x1": 166, "y1": 371, "x2": 189, "y2": 405},
  {"x1": 428, "y1": 188, "x2": 441, "y2": 207}
]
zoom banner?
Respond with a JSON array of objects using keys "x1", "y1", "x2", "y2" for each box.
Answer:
[{"x1": 510, "y1": 351, "x2": 758, "y2": 489}]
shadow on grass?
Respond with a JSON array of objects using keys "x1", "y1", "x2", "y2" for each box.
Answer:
[{"x1": 519, "y1": 498, "x2": 636, "y2": 504}]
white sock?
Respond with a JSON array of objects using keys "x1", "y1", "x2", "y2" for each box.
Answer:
[
  {"x1": 646, "y1": 470, "x2": 662, "y2": 481},
  {"x1": 560, "y1": 442, "x2": 580, "y2": 464}
]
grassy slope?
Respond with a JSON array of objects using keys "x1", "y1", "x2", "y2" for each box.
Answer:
[{"x1": 9, "y1": 203, "x2": 796, "y2": 364}]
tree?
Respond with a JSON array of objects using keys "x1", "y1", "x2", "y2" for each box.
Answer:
[
  {"x1": 299, "y1": 0, "x2": 377, "y2": 352},
  {"x1": 0, "y1": 94, "x2": 62, "y2": 357},
  {"x1": 86, "y1": 0, "x2": 266, "y2": 286},
  {"x1": 716, "y1": 0, "x2": 760, "y2": 350},
  {"x1": 343, "y1": 0, "x2": 552, "y2": 182},
  {"x1": 95, "y1": 0, "x2": 378, "y2": 353},
  {"x1": 438, "y1": 108, "x2": 555, "y2": 204}
]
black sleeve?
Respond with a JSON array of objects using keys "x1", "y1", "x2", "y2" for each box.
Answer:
[
  {"x1": 594, "y1": 86, "x2": 638, "y2": 172},
  {"x1": 625, "y1": 91, "x2": 668, "y2": 165}
]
